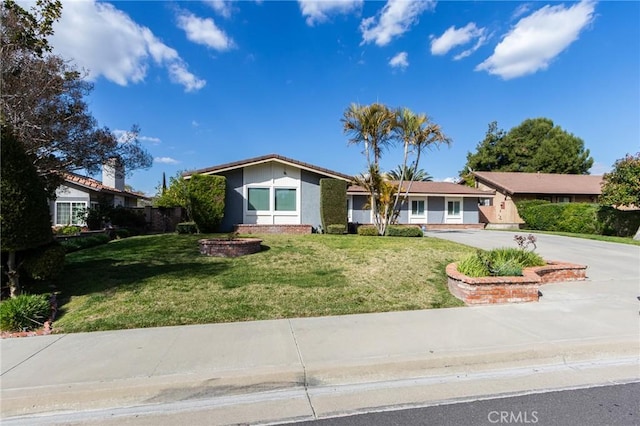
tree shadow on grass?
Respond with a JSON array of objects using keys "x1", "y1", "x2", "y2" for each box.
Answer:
[{"x1": 53, "y1": 259, "x2": 230, "y2": 321}]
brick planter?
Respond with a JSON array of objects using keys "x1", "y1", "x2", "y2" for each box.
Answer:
[
  {"x1": 446, "y1": 261, "x2": 587, "y2": 305},
  {"x1": 199, "y1": 238, "x2": 263, "y2": 258}
]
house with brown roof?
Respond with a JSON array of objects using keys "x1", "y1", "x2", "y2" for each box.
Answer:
[
  {"x1": 471, "y1": 171, "x2": 603, "y2": 228},
  {"x1": 184, "y1": 154, "x2": 494, "y2": 232},
  {"x1": 348, "y1": 181, "x2": 494, "y2": 229},
  {"x1": 50, "y1": 161, "x2": 148, "y2": 226},
  {"x1": 182, "y1": 154, "x2": 353, "y2": 232}
]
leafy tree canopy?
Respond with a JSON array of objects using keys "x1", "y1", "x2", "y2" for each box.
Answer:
[
  {"x1": 461, "y1": 118, "x2": 594, "y2": 178},
  {"x1": 1, "y1": 0, "x2": 152, "y2": 195},
  {"x1": 600, "y1": 153, "x2": 640, "y2": 208}
]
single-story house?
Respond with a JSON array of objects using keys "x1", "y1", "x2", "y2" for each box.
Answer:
[
  {"x1": 183, "y1": 154, "x2": 494, "y2": 232},
  {"x1": 348, "y1": 181, "x2": 494, "y2": 229},
  {"x1": 470, "y1": 171, "x2": 604, "y2": 227},
  {"x1": 182, "y1": 154, "x2": 353, "y2": 232},
  {"x1": 50, "y1": 161, "x2": 148, "y2": 227}
]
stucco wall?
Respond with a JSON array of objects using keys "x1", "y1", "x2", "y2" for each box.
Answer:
[
  {"x1": 300, "y1": 170, "x2": 322, "y2": 231},
  {"x1": 350, "y1": 195, "x2": 371, "y2": 224},
  {"x1": 463, "y1": 198, "x2": 480, "y2": 223},
  {"x1": 428, "y1": 197, "x2": 445, "y2": 224},
  {"x1": 217, "y1": 169, "x2": 244, "y2": 232}
]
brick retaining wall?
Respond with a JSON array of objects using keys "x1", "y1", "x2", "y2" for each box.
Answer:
[{"x1": 447, "y1": 261, "x2": 587, "y2": 305}]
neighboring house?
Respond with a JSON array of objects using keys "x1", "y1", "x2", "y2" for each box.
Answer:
[
  {"x1": 50, "y1": 161, "x2": 148, "y2": 226},
  {"x1": 347, "y1": 181, "x2": 494, "y2": 228},
  {"x1": 182, "y1": 154, "x2": 353, "y2": 232},
  {"x1": 471, "y1": 171, "x2": 604, "y2": 227},
  {"x1": 184, "y1": 154, "x2": 494, "y2": 232}
]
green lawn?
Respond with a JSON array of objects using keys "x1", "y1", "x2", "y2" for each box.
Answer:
[{"x1": 52, "y1": 234, "x2": 472, "y2": 333}]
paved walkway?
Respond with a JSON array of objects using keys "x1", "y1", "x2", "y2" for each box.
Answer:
[{"x1": 1, "y1": 231, "x2": 639, "y2": 424}]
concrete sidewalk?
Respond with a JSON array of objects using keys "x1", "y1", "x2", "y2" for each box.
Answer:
[{"x1": 1, "y1": 231, "x2": 639, "y2": 424}]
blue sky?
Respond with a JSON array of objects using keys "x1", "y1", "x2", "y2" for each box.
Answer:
[{"x1": 47, "y1": 0, "x2": 639, "y2": 195}]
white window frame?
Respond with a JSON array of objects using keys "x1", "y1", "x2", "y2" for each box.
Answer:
[
  {"x1": 445, "y1": 197, "x2": 462, "y2": 224},
  {"x1": 55, "y1": 201, "x2": 87, "y2": 226},
  {"x1": 409, "y1": 197, "x2": 426, "y2": 224}
]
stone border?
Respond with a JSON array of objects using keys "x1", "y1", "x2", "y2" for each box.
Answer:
[
  {"x1": 446, "y1": 261, "x2": 587, "y2": 305},
  {"x1": 199, "y1": 238, "x2": 263, "y2": 258}
]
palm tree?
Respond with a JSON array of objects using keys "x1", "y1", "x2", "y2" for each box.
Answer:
[
  {"x1": 386, "y1": 165, "x2": 433, "y2": 182},
  {"x1": 342, "y1": 103, "x2": 395, "y2": 168}
]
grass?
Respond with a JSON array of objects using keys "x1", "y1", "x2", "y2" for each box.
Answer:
[
  {"x1": 517, "y1": 230, "x2": 640, "y2": 246},
  {"x1": 50, "y1": 233, "x2": 471, "y2": 332}
]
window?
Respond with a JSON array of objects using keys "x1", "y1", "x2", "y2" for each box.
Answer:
[
  {"x1": 557, "y1": 196, "x2": 571, "y2": 203},
  {"x1": 275, "y1": 188, "x2": 296, "y2": 211},
  {"x1": 411, "y1": 200, "x2": 425, "y2": 216},
  {"x1": 248, "y1": 188, "x2": 270, "y2": 211},
  {"x1": 447, "y1": 200, "x2": 461, "y2": 216},
  {"x1": 56, "y1": 202, "x2": 87, "y2": 225}
]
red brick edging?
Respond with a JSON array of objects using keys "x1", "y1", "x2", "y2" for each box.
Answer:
[
  {"x1": 199, "y1": 238, "x2": 263, "y2": 257},
  {"x1": 446, "y1": 261, "x2": 587, "y2": 305}
]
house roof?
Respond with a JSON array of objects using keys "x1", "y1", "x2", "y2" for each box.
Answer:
[
  {"x1": 347, "y1": 181, "x2": 494, "y2": 197},
  {"x1": 472, "y1": 171, "x2": 603, "y2": 196},
  {"x1": 62, "y1": 172, "x2": 149, "y2": 200},
  {"x1": 182, "y1": 154, "x2": 354, "y2": 181}
]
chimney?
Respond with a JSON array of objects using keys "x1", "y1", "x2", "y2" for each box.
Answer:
[{"x1": 102, "y1": 157, "x2": 125, "y2": 191}]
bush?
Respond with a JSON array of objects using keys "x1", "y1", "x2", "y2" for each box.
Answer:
[
  {"x1": 597, "y1": 207, "x2": 640, "y2": 237},
  {"x1": 357, "y1": 225, "x2": 379, "y2": 236},
  {"x1": 457, "y1": 247, "x2": 545, "y2": 278},
  {"x1": 188, "y1": 174, "x2": 225, "y2": 233},
  {"x1": 517, "y1": 201, "x2": 603, "y2": 234},
  {"x1": 21, "y1": 242, "x2": 65, "y2": 281},
  {"x1": 0, "y1": 294, "x2": 50, "y2": 331},
  {"x1": 109, "y1": 206, "x2": 146, "y2": 230},
  {"x1": 326, "y1": 224, "x2": 346, "y2": 234},
  {"x1": 386, "y1": 225, "x2": 423, "y2": 237},
  {"x1": 176, "y1": 222, "x2": 198, "y2": 234},
  {"x1": 55, "y1": 225, "x2": 81, "y2": 235},
  {"x1": 114, "y1": 228, "x2": 131, "y2": 239},
  {"x1": 60, "y1": 234, "x2": 110, "y2": 253},
  {"x1": 320, "y1": 179, "x2": 347, "y2": 231}
]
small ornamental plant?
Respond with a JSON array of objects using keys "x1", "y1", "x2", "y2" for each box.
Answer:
[{"x1": 457, "y1": 234, "x2": 545, "y2": 278}]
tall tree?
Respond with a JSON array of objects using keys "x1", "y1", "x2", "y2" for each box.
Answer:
[
  {"x1": 600, "y1": 153, "x2": 640, "y2": 240},
  {"x1": 1, "y1": 0, "x2": 152, "y2": 195},
  {"x1": 342, "y1": 104, "x2": 450, "y2": 236},
  {"x1": 461, "y1": 118, "x2": 593, "y2": 180},
  {"x1": 1, "y1": 126, "x2": 54, "y2": 297}
]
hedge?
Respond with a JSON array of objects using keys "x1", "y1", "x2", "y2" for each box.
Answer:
[
  {"x1": 515, "y1": 201, "x2": 640, "y2": 237},
  {"x1": 188, "y1": 174, "x2": 226, "y2": 233},
  {"x1": 357, "y1": 225, "x2": 379, "y2": 236},
  {"x1": 320, "y1": 179, "x2": 347, "y2": 232},
  {"x1": 386, "y1": 225, "x2": 423, "y2": 237},
  {"x1": 326, "y1": 224, "x2": 346, "y2": 234}
]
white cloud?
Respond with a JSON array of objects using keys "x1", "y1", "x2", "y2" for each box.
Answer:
[
  {"x1": 476, "y1": 0, "x2": 596, "y2": 79},
  {"x1": 154, "y1": 157, "x2": 180, "y2": 165},
  {"x1": 297, "y1": 0, "x2": 363, "y2": 26},
  {"x1": 430, "y1": 23, "x2": 487, "y2": 58},
  {"x1": 204, "y1": 0, "x2": 235, "y2": 19},
  {"x1": 389, "y1": 51, "x2": 409, "y2": 69},
  {"x1": 177, "y1": 11, "x2": 235, "y2": 51},
  {"x1": 49, "y1": 1, "x2": 205, "y2": 92},
  {"x1": 360, "y1": 0, "x2": 435, "y2": 46}
]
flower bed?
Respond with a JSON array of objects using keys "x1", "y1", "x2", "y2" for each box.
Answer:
[
  {"x1": 198, "y1": 238, "x2": 263, "y2": 258},
  {"x1": 446, "y1": 261, "x2": 587, "y2": 305}
]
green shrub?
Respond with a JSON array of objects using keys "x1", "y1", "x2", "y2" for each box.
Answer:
[
  {"x1": 517, "y1": 201, "x2": 603, "y2": 234},
  {"x1": 0, "y1": 294, "x2": 50, "y2": 331},
  {"x1": 597, "y1": 207, "x2": 640, "y2": 237},
  {"x1": 457, "y1": 247, "x2": 545, "y2": 277},
  {"x1": 320, "y1": 179, "x2": 347, "y2": 231},
  {"x1": 386, "y1": 225, "x2": 423, "y2": 237},
  {"x1": 188, "y1": 174, "x2": 225, "y2": 233},
  {"x1": 109, "y1": 206, "x2": 146, "y2": 230},
  {"x1": 457, "y1": 253, "x2": 490, "y2": 277},
  {"x1": 326, "y1": 224, "x2": 346, "y2": 234},
  {"x1": 55, "y1": 225, "x2": 81, "y2": 235},
  {"x1": 60, "y1": 234, "x2": 110, "y2": 253},
  {"x1": 357, "y1": 225, "x2": 379, "y2": 236},
  {"x1": 21, "y1": 242, "x2": 65, "y2": 281},
  {"x1": 176, "y1": 222, "x2": 198, "y2": 234}
]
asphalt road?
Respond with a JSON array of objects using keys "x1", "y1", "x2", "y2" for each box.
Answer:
[{"x1": 293, "y1": 382, "x2": 640, "y2": 426}]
